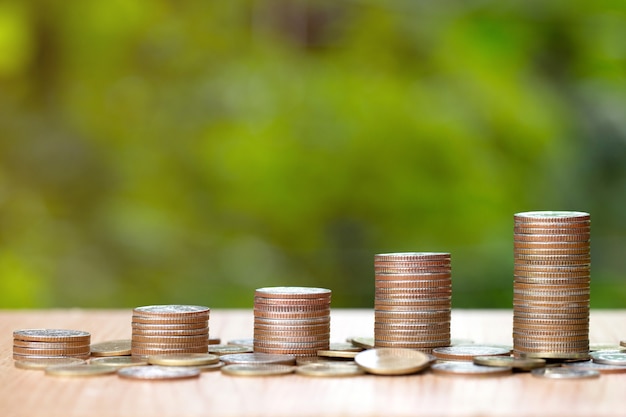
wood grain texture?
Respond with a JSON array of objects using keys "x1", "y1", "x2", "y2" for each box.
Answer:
[{"x1": 1, "y1": 309, "x2": 625, "y2": 417}]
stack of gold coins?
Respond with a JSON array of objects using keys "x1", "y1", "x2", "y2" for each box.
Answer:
[
  {"x1": 253, "y1": 287, "x2": 331, "y2": 357},
  {"x1": 513, "y1": 211, "x2": 591, "y2": 360},
  {"x1": 13, "y1": 329, "x2": 91, "y2": 360},
  {"x1": 374, "y1": 252, "x2": 451, "y2": 353},
  {"x1": 131, "y1": 305, "x2": 210, "y2": 357}
]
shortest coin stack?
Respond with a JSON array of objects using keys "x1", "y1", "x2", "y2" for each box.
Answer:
[
  {"x1": 131, "y1": 305, "x2": 210, "y2": 357},
  {"x1": 254, "y1": 287, "x2": 331, "y2": 357},
  {"x1": 13, "y1": 329, "x2": 91, "y2": 361}
]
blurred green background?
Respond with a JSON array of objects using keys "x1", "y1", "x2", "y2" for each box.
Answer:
[{"x1": 0, "y1": 0, "x2": 624, "y2": 309}]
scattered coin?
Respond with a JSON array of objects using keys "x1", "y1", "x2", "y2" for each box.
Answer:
[
  {"x1": 208, "y1": 345, "x2": 253, "y2": 355},
  {"x1": 431, "y1": 361, "x2": 512, "y2": 377},
  {"x1": 531, "y1": 367, "x2": 599, "y2": 379},
  {"x1": 221, "y1": 364, "x2": 295, "y2": 377},
  {"x1": 14, "y1": 357, "x2": 86, "y2": 370},
  {"x1": 355, "y1": 348, "x2": 430, "y2": 375},
  {"x1": 220, "y1": 353, "x2": 296, "y2": 365},
  {"x1": 296, "y1": 362, "x2": 365, "y2": 377},
  {"x1": 227, "y1": 338, "x2": 254, "y2": 348},
  {"x1": 348, "y1": 337, "x2": 374, "y2": 349},
  {"x1": 432, "y1": 345, "x2": 511, "y2": 361},
  {"x1": 147, "y1": 353, "x2": 220, "y2": 366},
  {"x1": 589, "y1": 343, "x2": 626, "y2": 352},
  {"x1": 118, "y1": 365, "x2": 201, "y2": 380},
  {"x1": 317, "y1": 349, "x2": 359, "y2": 359},
  {"x1": 590, "y1": 351, "x2": 626, "y2": 366},
  {"x1": 90, "y1": 339, "x2": 132, "y2": 357},
  {"x1": 89, "y1": 357, "x2": 149, "y2": 368},
  {"x1": 44, "y1": 364, "x2": 117, "y2": 377},
  {"x1": 473, "y1": 356, "x2": 545, "y2": 370},
  {"x1": 194, "y1": 361, "x2": 225, "y2": 372},
  {"x1": 562, "y1": 360, "x2": 626, "y2": 374}
]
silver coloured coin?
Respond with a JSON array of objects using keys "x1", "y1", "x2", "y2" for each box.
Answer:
[
  {"x1": 531, "y1": 367, "x2": 599, "y2": 379},
  {"x1": 220, "y1": 352, "x2": 296, "y2": 365},
  {"x1": 117, "y1": 365, "x2": 200, "y2": 380},
  {"x1": 590, "y1": 351, "x2": 626, "y2": 366}
]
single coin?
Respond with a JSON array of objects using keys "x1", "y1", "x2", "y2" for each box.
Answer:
[
  {"x1": 590, "y1": 343, "x2": 626, "y2": 352},
  {"x1": 473, "y1": 356, "x2": 546, "y2": 370},
  {"x1": 374, "y1": 252, "x2": 450, "y2": 262},
  {"x1": 221, "y1": 364, "x2": 295, "y2": 376},
  {"x1": 194, "y1": 361, "x2": 225, "y2": 372},
  {"x1": 147, "y1": 353, "x2": 219, "y2": 366},
  {"x1": 90, "y1": 357, "x2": 149, "y2": 368},
  {"x1": 531, "y1": 367, "x2": 599, "y2": 379},
  {"x1": 328, "y1": 342, "x2": 363, "y2": 352},
  {"x1": 432, "y1": 345, "x2": 511, "y2": 361},
  {"x1": 12, "y1": 340, "x2": 91, "y2": 349},
  {"x1": 450, "y1": 338, "x2": 475, "y2": 346},
  {"x1": 208, "y1": 338, "x2": 221, "y2": 345},
  {"x1": 90, "y1": 339, "x2": 132, "y2": 357},
  {"x1": 207, "y1": 345, "x2": 253, "y2": 355},
  {"x1": 227, "y1": 338, "x2": 255, "y2": 348},
  {"x1": 118, "y1": 365, "x2": 200, "y2": 380},
  {"x1": 45, "y1": 364, "x2": 117, "y2": 377},
  {"x1": 14, "y1": 357, "x2": 86, "y2": 370},
  {"x1": 563, "y1": 360, "x2": 626, "y2": 374},
  {"x1": 13, "y1": 329, "x2": 90, "y2": 342},
  {"x1": 355, "y1": 348, "x2": 430, "y2": 375},
  {"x1": 220, "y1": 352, "x2": 296, "y2": 365},
  {"x1": 296, "y1": 356, "x2": 346, "y2": 365},
  {"x1": 349, "y1": 337, "x2": 375, "y2": 349},
  {"x1": 590, "y1": 351, "x2": 626, "y2": 365},
  {"x1": 12, "y1": 353, "x2": 91, "y2": 361},
  {"x1": 431, "y1": 361, "x2": 512, "y2": 377},
  {"x1": 296, "y1": 362, "x2": 365, "y2": 377},
  {"x1": 12, "y1": 346, "x2": 90, "y2": 356},
  {"x1": 317, "y1": 350, "x2": 359, "y2": 359},
  {"x1": 621, "y1": 340, "x2": 626, "y2": 348}
]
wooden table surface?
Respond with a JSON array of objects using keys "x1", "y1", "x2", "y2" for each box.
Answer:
[{"x1": 1, "y1": 308, "x2": 626, "y2": 417}]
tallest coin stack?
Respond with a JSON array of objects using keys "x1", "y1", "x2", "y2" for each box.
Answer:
[{"x1": 513, "y1": 211, "x2": 591, "y2": 360}]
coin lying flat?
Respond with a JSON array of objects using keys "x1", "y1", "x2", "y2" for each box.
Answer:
[
  {"x1": 589, "y1": 343, "x2": 626, "y2": 352},
  {"x1": 14, "y1": 357, "x2": 86, "y2": 370},
  {"x1": 221, "y1": 364, "x2": 295, "y2": 377},
  {"x1": 194, "y1": 361, "x2": 225, "y2": 372},
  {"x1": 431, "y1": 361, "x2": 512, "y2": 377},
  {"x1": 296, "y1": 362, "x2": 365, "y2": 377},
  {"x1": 44, "y1": 364, "x2": 117, "y2": 377},
  {"x1": 473, "y1": 356, "x2": 546, "y2": 370},
  {"x1": 432, "y1": 345, "x2": 511, "y2": 361},
  {"x1": 117, "y1": 365, "x2": 200, "y2": 380},
  {"x1": 220, "y1": 353, "x2": 296, "y2": 365},
  {"x1": 14, "y1": 329, "x2": 91, "y2": 342},
  {"x1": 90, "y1": 339, "x2": 132, "y2": 357},
  {"x1": 562, "y1": 360, "x2": 626, "y2": 374},
  {"x1": 147, "y1": 353, "x2": 219, "y2": 366},
  {"x1": 227, "y1": 338, "x2": 255, "y2": 348},
  {"x1": 355, "y1": 348, "x2": 430, "y2": 375},
  {"x1": 349, "y1": 337, "x2": 375, "y2": 349},
  {"x1": 590, "y1": 351, "x2": 626, "y2": 365},
  {"x1": 208, "y1": 345, "x2": 253, "y2": 355},
  {"x1": 90, "y1": 357, "x2": 149, "y2": 368},
  {"x1": 531, "y1": 367, "x2": 599, "y2": 379}
]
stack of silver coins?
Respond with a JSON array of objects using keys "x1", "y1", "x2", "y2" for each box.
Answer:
[
  {"x1": 12, "y1": 329, "x2": 91, "y2": 360},
  {"x1": 374, "y1": 252, "x2": 452, "y2": 353},
  {"x1": 513, "y1": 211, "x2": 591, "y2": 360},
  {"x1": 131, "y1": 305, "x2": 210, "y2": 357},
  {"x1": 253, "y1": 287, "x2": 331, "y2": 357}
]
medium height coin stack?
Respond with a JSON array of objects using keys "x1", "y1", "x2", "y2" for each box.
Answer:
[
  {"x1": 374, "y1": 252, "x2": 452, "y2": 353},
  {"x1": 131, "y1": 305, "x2": 210, "y2": 357},
  {"x1": 253, "y1": 287, "x2": 331, "y2": 357},
  {"x1": 513, "y1": 211, "x2": 591, "y2": 359}
]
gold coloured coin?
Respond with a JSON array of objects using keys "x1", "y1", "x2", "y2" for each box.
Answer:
[
  {"x1": 349, "y1": 337, "x2": 375, "y2": 349},
  {"x1": 194, "y1": 361, "x2": 225, "y2": 372},
  {"x1": 89, "y1": 357, "x2": 149, "y2": 368},
  {"x1": 432, "y1": 345, "x2": 511, "y2": 361},
  {"x1": 431, "y1": 361, "x2": 512, "y2": 377},
  {"x1": 118, "y1": 365, "x2": 201, "y2": 380},
  {"x1": 220, "y1": 352, "x2": 297, "y2": 365},
  {"x1": 44, "y1": 364, "x2": 117, "y2": 377},
  {"x1": 296, "y1": 362, "x2": 365, "y2": 377},
  {"x1": 147, "y1": 353, "x2": 220, "y2": 366},
  {"x1": 473, "y1": 355, "x2": 545, "y2": 370},
  {"x1": 14, "y1": 357, "x2": 86, "y2": 370},
  {"x1": 355, "y1": 348, "x2": 430, "y2": 375},
  {"x1": 317, "y1": 350, "x2": 359, "y2": 359},
  {"x1": 221, "y1": 364, "x2": 295, "y2": 376},
  {"x1": 90, "y1": 339, "x2": 132, "y2": 357},
  {"x1": 531, "y1": 367, "x2": 599, "y2": 379}
]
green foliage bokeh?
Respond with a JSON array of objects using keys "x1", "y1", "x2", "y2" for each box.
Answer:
[{"x1": 0, "y1": 0, "x2": 624, "y2": 309}]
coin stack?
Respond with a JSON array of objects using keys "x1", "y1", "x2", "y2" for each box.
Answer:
[
  {"x1": 513, "y1": 211, "x2": 591, "y2": 360},
  {"x1": 12, "y1": 329, "x2": 91, "y2": 360},
  {"x1": 131, "y1": 305, "x2": 210, "y2": 357},
  {"x1": 253, "y1": 287, "x2": 331, "y2": 357},
  {"x1": 374, "y1": 252, "x2": 452, "y2": 353}
]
